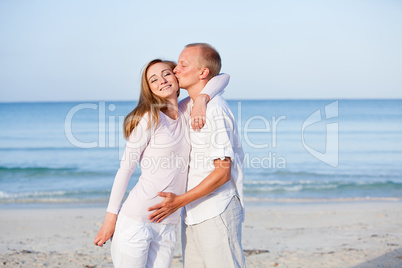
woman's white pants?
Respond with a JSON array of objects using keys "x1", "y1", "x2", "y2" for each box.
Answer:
[{"x1": 111, "y1": 213, "x2": 177, "y2": 268}]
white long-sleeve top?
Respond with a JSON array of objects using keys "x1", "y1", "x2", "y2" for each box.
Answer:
[{"x1": 106, "y1": 74, "x2": 230, "y2": 224}]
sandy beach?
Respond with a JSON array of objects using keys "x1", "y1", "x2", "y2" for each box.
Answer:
[{"x1": 1, "y1": 201, "x2": 401, "y2": 268}]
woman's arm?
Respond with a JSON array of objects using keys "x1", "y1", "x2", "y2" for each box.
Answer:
[
  {"x1": 94, "y1": 212, "x2": 117, "y2": 247},
  {"x1": 191, "y1": 73, "x2": 230, "y2": 131},
  {"x1": 200, "y1": 73, "x2": 230, "y2": 99},
  {"x1": 179, "y1": 74, "x2": 230, "y2": 131},
  {"x1": 94, "y1": 115, "x2": 151, "y2": 247}
]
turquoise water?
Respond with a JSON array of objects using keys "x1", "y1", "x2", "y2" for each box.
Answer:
[{"x1": 1, "y1": 99, "x2": 401, "y2": 204}]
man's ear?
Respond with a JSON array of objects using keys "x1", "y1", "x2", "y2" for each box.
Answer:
[{"x1": 199, "y1": 68, "x2": 210, "y2": 80}]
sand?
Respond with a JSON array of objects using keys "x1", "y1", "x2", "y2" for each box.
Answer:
[{"x1": 0, "y1": 201, "x2": 401, "y2": 267}]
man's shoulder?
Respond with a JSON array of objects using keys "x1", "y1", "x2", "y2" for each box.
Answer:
[{"x1": 207, "y1": 95, "x2": 230, "y2": 114}]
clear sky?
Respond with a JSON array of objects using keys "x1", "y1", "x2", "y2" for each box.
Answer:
[{"x1": 1, "y1": 0, "x2": 401, "y2": 102}]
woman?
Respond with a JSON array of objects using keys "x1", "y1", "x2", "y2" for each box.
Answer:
[{"x1": 94, "y1": 59, "x2": 229, "y2": 267}]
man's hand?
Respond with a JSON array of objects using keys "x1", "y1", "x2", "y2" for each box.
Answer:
[
  {"x1": 148, "y1": 192, "x2": 184, "y2": 223},
  {"x1": 191, "y1": 94, "x2": 209, "y2": 132},
  {"x1": 94, "y1": 212, "x2": 117, "y2": 247}
]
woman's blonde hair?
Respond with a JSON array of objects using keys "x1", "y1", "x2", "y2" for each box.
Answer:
[{"x1": 123, "y1": 59, "x2": 178, "y2": 139}]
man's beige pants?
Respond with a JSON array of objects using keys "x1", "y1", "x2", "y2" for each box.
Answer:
[{"x1": 181, "y1": 196, "x2": 246, "y2": 268}]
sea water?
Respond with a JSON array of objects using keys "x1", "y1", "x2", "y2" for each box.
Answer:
[{"x1": 0, "y1": 99, "x2": 401, "y2": 205}]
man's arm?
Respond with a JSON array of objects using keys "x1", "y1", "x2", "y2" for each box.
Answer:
[{"x1": 148, "y1": 157, "x2": 231, "y2": 223}]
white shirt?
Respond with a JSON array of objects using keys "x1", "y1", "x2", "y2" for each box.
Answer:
[
  {"x1": 180, "y1": 94, "x2": 245, "y2": 225},
  {"x1": 106, "y1": 74, "x2": 230, "y2": 225},
  {"x1": 107, "y1": 110, "x2": 190, "y2": 224}
]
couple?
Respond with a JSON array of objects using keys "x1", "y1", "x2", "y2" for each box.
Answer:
[{"x1": 94, "y1": 43, "x2": 246, "y2": 268}]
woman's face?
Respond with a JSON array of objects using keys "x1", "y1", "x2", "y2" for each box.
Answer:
[{"x1": 147, "y1": 62, "x2": 179, "y2": 100}]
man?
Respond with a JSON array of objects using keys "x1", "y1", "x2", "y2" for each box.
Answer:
[{"x1": 148, "y1": 43, "x2": 245, "y2": 268}]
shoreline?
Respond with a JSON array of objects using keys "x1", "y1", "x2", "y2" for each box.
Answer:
[
  {"x1": 1, "y1": 200, "x2": 401, "y2": 267},
  {"x1": 1, "y1": 196, "x2": 401, "y2": 209}
]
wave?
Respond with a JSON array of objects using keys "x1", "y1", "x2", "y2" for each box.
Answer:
[
  {"x1": 1, "y1": 180, "x2": 402, "y2": 205},
  {"x1": 0, "y1": 166, "x2": 115, "y2": 180},
  {"x1": 1, "y1": 187, "x2": 401, "y2": 205},
  {"x1": 0, "y1": 190, "x2": 68, "y2": 198},
  {"x1": 243, "y1": 196, "x2": 402, "y2": 203},
  {"x1": 244, "y1": 180, "x2": 402, "y2": 194},
  {"x1": 0, "y1": 166, "x2": 76, "y2": 172},
  {"x1": 246, "y1": 179, "x2": 317, "y2": 185},
  {"x1": 246, "y1": 169, "x2": 402, "y2": 179},
  {"x1": 0, "y1": 189, "x2": 110, "y2": 204}
]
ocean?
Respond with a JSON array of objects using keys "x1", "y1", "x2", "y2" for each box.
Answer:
[{"x1": 1, "y1": 99, "x2": 401, "y2": 206}]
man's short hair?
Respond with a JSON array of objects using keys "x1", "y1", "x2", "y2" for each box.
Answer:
[{"x1": 185, "y1": 43, "x2": 221, "y2": 79}]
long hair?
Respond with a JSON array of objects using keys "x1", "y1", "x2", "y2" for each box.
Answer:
[{"x1": 123, "y1": 59, "x2": 178, "y2": 139}]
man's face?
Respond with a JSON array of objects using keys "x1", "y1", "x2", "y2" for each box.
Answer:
[{"x1": 173, "y1": 47, "x2": 201, "y2": 89}]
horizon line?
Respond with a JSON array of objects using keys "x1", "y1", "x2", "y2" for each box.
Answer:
[{"x1": 1, "y1": 97, "x2": 402, "y2": 104}]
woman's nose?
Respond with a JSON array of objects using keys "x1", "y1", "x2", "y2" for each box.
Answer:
[{"x1": 161, "y1": 77, "x2": 168, "y2": 84}]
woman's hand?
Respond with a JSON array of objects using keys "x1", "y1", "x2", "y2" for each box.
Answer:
[
  {"x1": 191, "y1": 94, "x2": 210, "y2": 131},
  {"x1": 94, "y1": 212, "x2": 117, "y2": 247}
]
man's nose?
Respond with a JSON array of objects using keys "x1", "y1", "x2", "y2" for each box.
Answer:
[{"x1": 173, "y1": 66, "x2": 179, "y2": 73}]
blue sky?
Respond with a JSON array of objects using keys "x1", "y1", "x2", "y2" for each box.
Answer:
[{"x1": 1, "y1": 0, "x2": 401, "y2": 102}]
